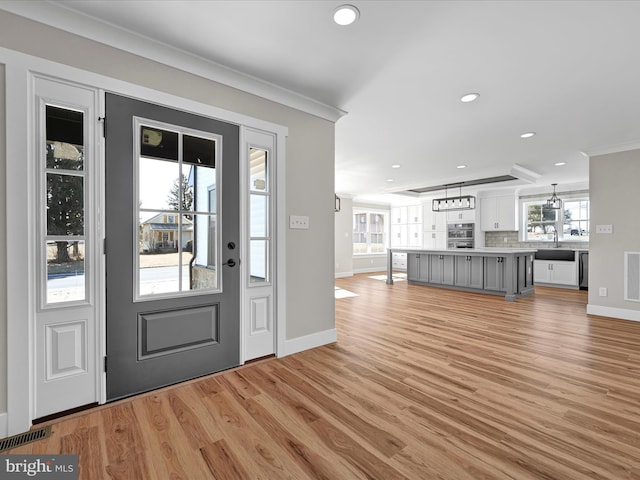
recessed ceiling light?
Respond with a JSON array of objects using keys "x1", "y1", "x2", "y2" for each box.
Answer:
[
  {"x1": 460, "y1": 93, "x2": 479, "y2": 103},
  {"x1": 391, "y1": 164, "x2": 401, "y2": 169},
  {"x1": 333, "y1": 5, "x2": 360, "y2": 26},
  {"x1": 457, "y1": 165, "x2": 467, "y2": 169},
  {"x1": 520, "y1": 132, "x2": 536, "y2": 138},
  {"x1": 554, "y1": 162, "x2": 566, "y2": 166},
  {"x1": 386, "y1": 178, "x2": 394, "y2": 182}
]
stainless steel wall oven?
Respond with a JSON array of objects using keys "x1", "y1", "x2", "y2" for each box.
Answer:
[{"x1": 447, "y1": 223, "x2": 474, "y2": 248}]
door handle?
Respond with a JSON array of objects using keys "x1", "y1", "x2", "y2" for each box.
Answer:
[{"x1": 223, "y1": 259, "x2": 237, "y2": 267}]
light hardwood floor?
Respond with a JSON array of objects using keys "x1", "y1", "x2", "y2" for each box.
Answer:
[{"x1": 5, "y1": 274, "x2": 640, "y2": 479}]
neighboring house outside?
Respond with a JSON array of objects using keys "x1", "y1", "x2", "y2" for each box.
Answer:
[{"x1": 140, "y1": 213, "x2": 193, "y2": 253}]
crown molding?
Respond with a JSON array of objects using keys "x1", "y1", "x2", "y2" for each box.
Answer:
[
  {"x1": 0, "y1": 1, "x2": 347, "y2": 123},
  {"x1": 582, "y1": 139, "x2": 640, "y2": 158}
]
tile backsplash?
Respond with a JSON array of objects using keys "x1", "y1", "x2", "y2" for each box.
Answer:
[{"x1": 484, "y1": 231, "x2": 589, "y2": 250}]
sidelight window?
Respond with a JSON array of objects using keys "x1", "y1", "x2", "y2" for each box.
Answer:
[
  {"x1": 42, "y1": 105, "x2": 87, "y2": 305},
  {"x1": 248, "y1": 147, "x2": 271, "y2": 285}
]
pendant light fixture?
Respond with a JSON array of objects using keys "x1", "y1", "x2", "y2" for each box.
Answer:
[
  {"x1": 432, "y1": 183, "x2": 476, "y2": 212},
  {"x1": 546, "y1": 183, "x2": 562, "y2": 210}
]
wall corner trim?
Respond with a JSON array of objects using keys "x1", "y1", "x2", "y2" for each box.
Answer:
[
  {"x1": 0, "y1": 413, "x2": 7, "y2": 439},
  {"x1": 586, "y1": 304, "x2": 640, "y2": 323},
  {"x1": 279, "y1": 329, "x2": 337, "y2": 358}
]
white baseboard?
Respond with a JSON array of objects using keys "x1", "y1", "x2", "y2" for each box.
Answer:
[
  {"x1": 279, "y1": 328, "x2": 337, "y2": 358},
  {"x1": 587, "y1": 304, "x2": 640, "y2": 322},
  {"x1": 353, "y1": 266, "x2": 389, "y2": 274},
  {"x1": 0, "y1": 412, "x2": 7, "y2": 439},
  {"x1": 335, "y1": 271, "x2": 354, "y2": 279}
]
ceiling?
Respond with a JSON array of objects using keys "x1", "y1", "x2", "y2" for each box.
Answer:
[{"x1": 7, "y1": 1, "x2": 640, "y2": 204}]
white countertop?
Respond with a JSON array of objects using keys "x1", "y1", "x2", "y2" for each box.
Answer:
[{"x1": 390, "y1": 247, "x2": 537, "y2": 254}]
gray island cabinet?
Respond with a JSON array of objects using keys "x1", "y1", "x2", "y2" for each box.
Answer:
[{"x1": 387, "y1": 248, "x2": 536, "y2": 301}]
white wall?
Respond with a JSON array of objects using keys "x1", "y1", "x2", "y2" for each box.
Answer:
[
  {"x1": 0, "y1": 11, "x2": 336, "y2": 421},
  {"x1": 588, "y1": 149, "x2": 640, "y2": 320}
]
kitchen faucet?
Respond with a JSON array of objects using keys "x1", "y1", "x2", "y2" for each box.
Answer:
[{"x1": 552, "y1": 227, "x2": 559, "y2": 248}]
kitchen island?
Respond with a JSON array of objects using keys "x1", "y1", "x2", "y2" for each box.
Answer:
[{"x1": 387, "y1": 248, "x2": 537, "y2": 301}]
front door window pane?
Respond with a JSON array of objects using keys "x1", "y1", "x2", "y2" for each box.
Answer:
[
  {"x1": 186, "y1": 165, "x2": 216, "y2": 215},
  {"x1": 139, "y1": 157, "x2": 180, "y2": 211},
  {"x1": 137, "y1": 123, "x2": 219, "y2": 298},
  {"x1": 140, "y1": 126, "x2": 178, "y2": 161}
]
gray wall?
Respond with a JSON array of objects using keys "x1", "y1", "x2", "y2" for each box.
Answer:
[
  {"x1": 589, "y1": 149, "x2": 640, "y2": 314},
  {"x1": 0, "y1": 11, "x2": 336, "y2": 412}
]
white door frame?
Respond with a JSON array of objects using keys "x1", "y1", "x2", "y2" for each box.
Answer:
[{"x1": 2, "y1": 47, "x2": 288, "y2": 436}]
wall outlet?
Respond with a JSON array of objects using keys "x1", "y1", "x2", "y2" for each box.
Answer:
[
  {"x1": 503, "y1": 237, "x2": 508, "y2": 242},
  {"x1": 599, "y1": 287, "x2": 608, "y2": 297},
  {"x1": 289, "y1": 215, "x2": 309, "y2": 229}
]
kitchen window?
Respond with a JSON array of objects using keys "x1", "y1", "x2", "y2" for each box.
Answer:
[
  {"x1": 522, "y1": 195, "x2": 589, "y2": 242},
  {"x1": 353, "y1": 209, "x2": 387, "y2": 254}
]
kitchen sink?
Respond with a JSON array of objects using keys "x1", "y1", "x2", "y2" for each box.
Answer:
[{"x1": 535, "y1": 249, "x2": 576, "y2": 261}]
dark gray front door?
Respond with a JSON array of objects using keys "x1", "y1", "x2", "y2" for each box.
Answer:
[{"x1": 105, "y1": 93, "x2": 240, "y2": 401}]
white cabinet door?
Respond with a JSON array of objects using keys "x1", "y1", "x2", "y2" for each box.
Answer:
[
  {"x1": 533, "y1": 260, "x2": 552, "y2": 283},
  {"x1": 480, "y1": 197, "x2": 497, "y2": 230},
  {"x1": 423, "y1": 231, "x2": 446, "y2": 249},
  {"x1": 447, "y1": 209, "x2": 476, "y2": 223},
  {"x1": 534, "y1": 260, "x2": 578, "y2": 286},
  {"x1": 550, "y1": 262, "x2": 578, "y2": 285},
  {"x1": 481, "y1": 195, "x2": 517, "y2": 231},
  {"x1": 407, "y1": 205, "x2": 422, "y2": 224},
  {"x1": 408, "y1": 224, "x2": 422, "y2": 247},
  {"x1": 423, "y1": 204, "x2": 446, "y2": 231},
  {"x1": 391, "y1": 224, "x2": 408, "y2": 246},
  {"x1": 391, "y1": 206, "x2": 407, "y2": 225},
  {"x1": 496, "y1": 195, "x2": 517, "y2": 230}
]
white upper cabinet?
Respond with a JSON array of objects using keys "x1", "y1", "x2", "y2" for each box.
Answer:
[
  {"x1": 480, "y1": 194, "x2": 518, "y2": 231},
  {"x1": 407, "y1": 205, "x2": 422, "y2": 224},
  {"x1": 391, "y1": 205, "x2": 422, "y2": 247},
  {"x1": 423, "y1": 202, "x2": 446, "y2": 232},
  {"x1": 391, "y1": 206, "x2": 408, "y2": 225},
  {"x1": 447, "y1": 208, "x2": 476, "y2": 223}
]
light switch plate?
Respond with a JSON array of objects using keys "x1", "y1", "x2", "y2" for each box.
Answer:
[
  {"x1": 596, "y1": 224, "x2": 613, "y2": 234},
  {"x1": 289, "y1": 215, "x2": 309, "y2": 229}
]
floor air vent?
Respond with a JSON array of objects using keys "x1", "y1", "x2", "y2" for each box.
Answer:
[
  {"x1": 0, "y1": 426, "x2": 51, "y2": 452},
  {"x1": 625, "y1": 252, "x2": 640, "y2": 302}
]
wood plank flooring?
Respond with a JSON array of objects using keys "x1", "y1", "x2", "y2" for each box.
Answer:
[{"x1": 5, "y1": 274, "x2": 640, "y2": 479}]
